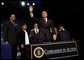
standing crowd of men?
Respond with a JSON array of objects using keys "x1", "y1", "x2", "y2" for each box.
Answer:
[{"x1": 3, "y1": 5, "x2": 71, "y2": 59}]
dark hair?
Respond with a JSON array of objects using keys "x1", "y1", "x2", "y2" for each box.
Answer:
[
  {"x1": 28, "y1": 5, "x2": 34, "y2": 9},
  {"x1": 40, "y1": 9, "x2": 48, "y2": 13},
  {"x1": 29, "y1": 5, "x2": 33, "y2": 7},
  {"x1": 42, "y1": 10, "x2": 48, "y2": 13},
  {"x1": 34, "y1": 22, "x2": 38, "y2": 25},
  {"x1": 8, "y1": 14, "x2": 15, "y2": 18},
  {"x1": 21, "y1": 23, "x2": 27, "y2": 27},
  {"x1": 33, "y1": 22, "x2": 39, "y2": 28},
  {"x1": 59, "y1": 24, "x2": 64, "y2": 27}
]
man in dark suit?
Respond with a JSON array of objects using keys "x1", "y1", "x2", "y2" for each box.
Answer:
[
  {"x1": 18, "y1": 23, "x2": 30, "y2": 59},
  {"x1": 3, "y1": 14, "x2": 19, "y2": 59},
  {"x1": 25, "y1": 5, "x2": 38, "y2": 32},
  {"x1": 57, "y1": 24, "x2": 71, "y2": 41},
  {"x1": 29, "y1": 23, "x2": 45, "y2": 44},
  {"x1": 38, "y1": 10, "x2": 55, "y2": 42}
]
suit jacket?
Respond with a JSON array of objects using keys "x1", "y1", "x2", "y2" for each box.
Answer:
[
  {"x1": 3, "y1": 21, "x2": 19, "y2": 45},
  {"x1": 24, "y1": 12, "x2": 38, "y2": 32},
  {"x1": 38, "y1": 18, "x2": 54, "y2": 31},
  {"x1": 38, "y1": 18, "x2": 55, "y2": 42},
  {"x1": 18, "y1": 30, "x2": 30, "y2": 45},
  {"x1": 30, "y1": 28, "x2": 45, "y2": 44},
  {"x1": 57, "y1": 30, "x2": 70, "y2": 41}
]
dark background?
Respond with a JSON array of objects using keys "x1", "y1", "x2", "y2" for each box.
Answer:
[
  {"x1": 1, "y1": 0, "x2": 81, "y2": 59},
  {"x1": 1, "y1": 0, "x2": 81, "y2": 40}
]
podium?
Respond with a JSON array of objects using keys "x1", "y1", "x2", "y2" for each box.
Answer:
[
  {"x1": 30, "y1": 41, "x2": 79, "y2": 59},
  {"x1": 1, "y1": 41, "x2": 79, "y2": 59}
]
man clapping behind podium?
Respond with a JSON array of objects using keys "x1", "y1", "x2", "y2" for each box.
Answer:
[
  {"x1": 30, "y1": 23, "x2": 45, "y2": 44},
  {"x1": 57, "y1": 24, "x2": 71, "y2": 41}
]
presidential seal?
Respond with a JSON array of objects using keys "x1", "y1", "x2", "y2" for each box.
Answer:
[{"x1": 33, "y1": 47, "x2": 45, "y2": 58}]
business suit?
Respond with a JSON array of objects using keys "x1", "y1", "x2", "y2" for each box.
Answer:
[
  {"x1": 57, "y1": 29, "x2": 70, "y2": 41},
  {"x1": 38, "y1": 18, "x2": 55, "y2": 42},
  {"x1": 38, "y1": 18, "x2": 54, "y2": 30},
  {"x1": 18, "y1": 30, "x2": 30, "y2": 59},
  {"x1": 24, "y1": 12, "x2": 38, "y2": 32},
  {"x1": 30, "y1": 28, "x2": 45, "y2": 44},
  {"x1": 3, "y1": 21, "x2": 19, "y2": 59}
]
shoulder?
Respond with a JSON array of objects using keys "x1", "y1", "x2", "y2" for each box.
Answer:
[
  {"x1": 18, "y1": 30, "x2": 25, "y2": 34},
  {"x1": 4, "y1": 21, "x2": 10, "y2": 24},
  {"x1": 65, "y1": 30, "x2": 69, "y2": 34},
  {"x1": 48, "y1": 19, "x2": 53, "y2": 22},
  {"x1": 18, "y1": 30, "x2": 23, "y2": 32},
  {"x1": 3, "y1": 21, "x2": 11, "y2": 27},
  {"x1": 31, "y1": 29, "x2": 34, "y2": 31},
  {"x1": 48, "y1": 18, "x2": 52, "y2": 20}
]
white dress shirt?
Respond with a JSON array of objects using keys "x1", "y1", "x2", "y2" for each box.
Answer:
[
  {"x1": 45, "y1": 18, "x2": 48, "y2": 23},
  {"x1": 34, "y1": 28, "x2": 39, "y2": 34},
  {"x1": 59, "y1": 28, "x2": 65, "y2": 32},
  {"x1": 23, "y1": 30, "x2": 30, "y2": 45},
  {"x1": 30, "y1": 12, "x2": 34, "y2": 18}
]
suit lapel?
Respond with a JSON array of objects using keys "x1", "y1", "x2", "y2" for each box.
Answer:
[{"x1": 47, "y1": 19, "x2": 49, "y2": 26}]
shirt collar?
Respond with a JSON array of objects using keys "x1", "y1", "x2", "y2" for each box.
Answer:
[
  {"x1": 59, "y1": 28, "x2": 65, "y2": 32},
  {"x1": 34, "y1": 28, "x2": 39, "y2": 30}
]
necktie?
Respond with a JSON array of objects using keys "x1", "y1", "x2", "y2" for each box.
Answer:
[
  {"x1": 35, "y1": 29, "x2": 38, "y2": 34},
  {"x1": 44, "y1": 19, "x2": 47, "y2": 28},
  {"x1": 36, "y1": 29, "x2": 37, "y2": 33}
]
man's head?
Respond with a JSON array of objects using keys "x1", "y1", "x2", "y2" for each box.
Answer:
[
  {"x1": 29, "y1": 5, "x2": 34, "y2": 12},
  {"x1": 9, "y1": 14, "x2": 16, "y2": 21},
  {"x1": 59, "y1": 24, "x2": 64, "y2": 30},
  {"x1": 21, "y1": 23, "x2": 27, "y2": 30},
  {"x1": 42, "y1": 10, "x2": 48, "y2": 18},
  {"x1": 34, "y1": 23, "x2": 38, "y2": 29}
]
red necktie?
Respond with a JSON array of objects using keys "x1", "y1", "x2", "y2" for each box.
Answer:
[{"x1": 44, "y1": 19, "x2": 47, "y2": 28}]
